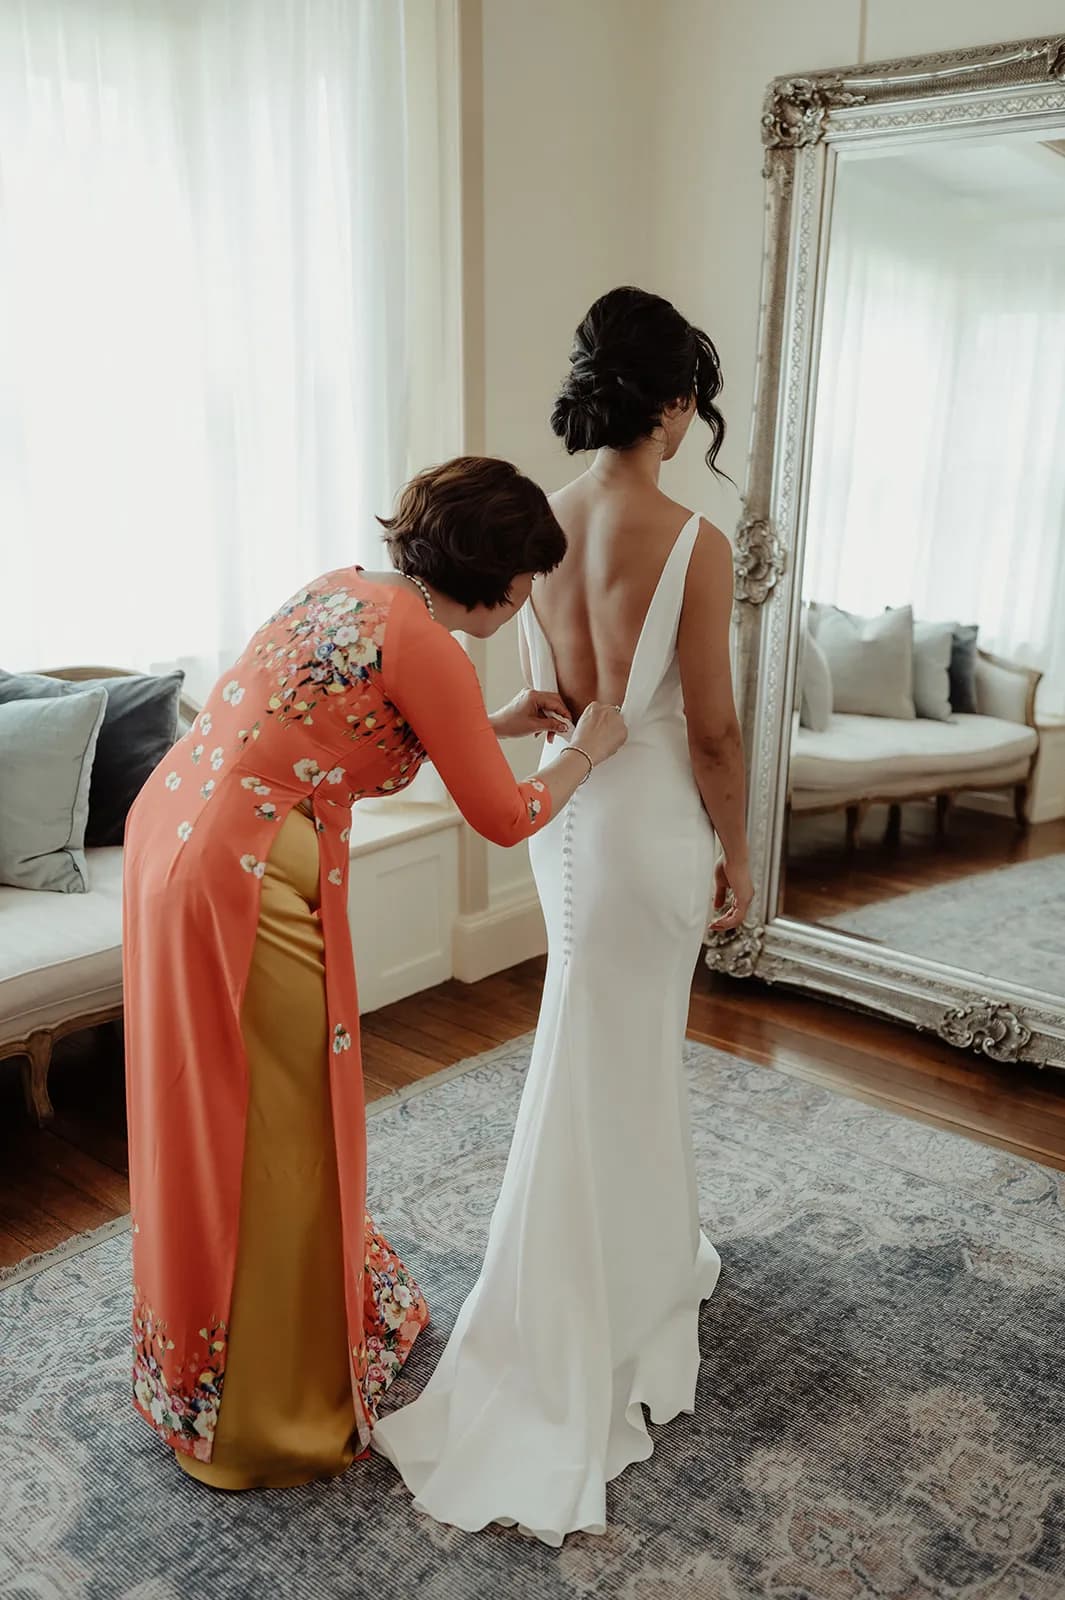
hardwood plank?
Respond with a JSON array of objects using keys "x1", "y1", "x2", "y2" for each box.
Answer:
[
  {"x1": 415, "y1": 991, "x2": 534, "y2": 1046},
  {"x1": 0, "y1": 1205, "x2": 68, "y2": 1267},
  {"x1": 363, "y1": 1070, "x2": 401, "y2": 1104},
  {"x1": 363, "y1": 1010, "x2": 488, "y2": 1067},
  {"x1": 359, "y1": 1034, "x2": 436, "y2": 1090},
  {"x1": 783, "y1": 807, "x2": 1065, "y2": 922},
  {"x1": 0, "y1": 1224, "x2": 33, "y2": 1268},
  {"x1": 2, "y1": 1132, "x2": 132, "y2": 1213}
]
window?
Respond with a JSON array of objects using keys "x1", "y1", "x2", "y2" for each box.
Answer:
[{"x1": 0, "y1": 0, "x2": 459, "y2": 700}]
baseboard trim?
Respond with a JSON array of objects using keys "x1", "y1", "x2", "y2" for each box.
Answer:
[{"x1": 452, "y1": 890, "x2": 546, "y2": 983}]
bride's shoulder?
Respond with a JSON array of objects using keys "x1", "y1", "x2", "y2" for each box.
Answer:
[
  {"x1": 547, "y1": 474, "x2": 587, "y2": 512},
  {"x1": 657, "y1": 492, "x2": 727, "y2": 550}
]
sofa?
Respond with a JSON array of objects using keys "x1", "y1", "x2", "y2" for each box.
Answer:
[
  {"x1": 789, "y1": 648, "x2": 1041, "y2": 845},
  {"x1": 0, "y1": 666, "x2": 195, "y2": 1123}
]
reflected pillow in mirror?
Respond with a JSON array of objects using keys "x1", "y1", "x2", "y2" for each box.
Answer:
[
  {"x1": 948, "y1": 623, "x2": 980, "y2": 713},
  {"x1": 810, "y1": 603, "x2": 916, "y2": 719},
  {"x1": 800, "y1": 629, "x2": 833, "y2": 731},
  {"x1": 911, "y1": 619, "x2": 954, "y2": 721}
]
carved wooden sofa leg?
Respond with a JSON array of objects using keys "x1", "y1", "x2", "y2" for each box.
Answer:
[
  {"x1": 19, "y1": 1032, "x2": 55, "y2": 1125},
  {"x1": 934, "y1": 793, "x2": 952, "y2": 836},
  {"x1": 884, "y1": 803, "x2": 902, "y2": 846},
  {"x1": 845, "y1": 802, "x2": 867, "y2": 850},
  {"x1": 1013, "y1": 782, "x2": 1030, "y2": 828}
]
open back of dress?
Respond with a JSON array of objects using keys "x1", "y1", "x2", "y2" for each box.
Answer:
[{"x1": 373, "y1": 513, "x2": 721, "y2": 1545}]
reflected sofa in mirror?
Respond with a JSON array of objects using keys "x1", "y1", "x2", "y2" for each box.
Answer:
[{"x1": 708, "y1": 35, "x2": 1065, "y2": 1070}]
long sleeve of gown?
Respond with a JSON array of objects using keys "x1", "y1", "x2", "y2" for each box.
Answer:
[{"x1": 382, "y1": 594, "x2": 554, "y2": 848}]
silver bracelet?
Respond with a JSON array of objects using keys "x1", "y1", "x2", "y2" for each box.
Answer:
[{"x1": 565, "y1": 744, "x2": 594, "y2": 785}]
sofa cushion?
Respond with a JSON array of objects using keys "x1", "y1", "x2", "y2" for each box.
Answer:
[
  {"x1": 0, "y1": 847, "x2": 124, "y2": 1045},
  {"x1": 0, "y1": 690, "x2": 108, "y2": 893},
  {"x1": 791, "y1": 712, "x2": 1038, "y2": 794},
  {"x1": 0, "y1": 669, "x2": 184, "y2": 847},
  {"x1": 912, "y1": 620, "x2": 954, "y2": 722},
  {"x1": 800, "y1": 629, "x2": 833, "y2": 732},
  {"x1": 949, "y1": 623, "x2": 980, "y2": 713},
  {"x1": 810, "y1": 604, "x2": 916, "y2": 719}
]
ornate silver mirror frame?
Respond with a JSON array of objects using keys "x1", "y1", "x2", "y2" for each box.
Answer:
[{"x1": 706, "y1": 34, "x2": 1065, "y2": 1070}]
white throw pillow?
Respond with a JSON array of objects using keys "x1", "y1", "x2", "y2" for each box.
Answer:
[
  {"x1": 910, "y1": 618, "x2": 955, "y2": 721},
  {"x1": 800, "y1": 630, "x2": 833, "y2": 731},
  {"x1": 810, "y1": 603, "x2": 916, "y2": 719}
]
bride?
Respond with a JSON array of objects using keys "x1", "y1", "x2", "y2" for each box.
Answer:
[{"x1": 373, "y1": 286, "x2": 753, "y2": 1544}]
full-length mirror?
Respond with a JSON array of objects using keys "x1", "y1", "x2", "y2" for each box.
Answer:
[
  {"x1": 711, "y1": 37, "x2": 1065, "y2": 1069},
  {"x1": 784, "y1": 133, "x2": 1065, "y2": 996}
]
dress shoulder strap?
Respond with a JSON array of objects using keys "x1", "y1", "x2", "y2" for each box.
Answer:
[{"x1": 519, "y1": 596, "x2": 559, "y2": 694}]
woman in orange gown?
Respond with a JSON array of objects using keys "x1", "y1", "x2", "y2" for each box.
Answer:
[{"x1": 123, "y1": 457, "x2": 626, "y2": 1489}]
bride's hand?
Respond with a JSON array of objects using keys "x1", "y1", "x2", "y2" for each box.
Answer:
[
  {"x1": 708, "y1": 857, "x2": 754, "y2": 932},
  {"x1": 571, "y1": 703, "x2": 627, "y2": 766},
  {"x1": 491, "y1": 689, "x2": 573, "y2": 741}
]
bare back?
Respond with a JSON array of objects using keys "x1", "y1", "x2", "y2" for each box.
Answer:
[{"x1": 533, "y1": 474, "x2": 698, "y2": 720}]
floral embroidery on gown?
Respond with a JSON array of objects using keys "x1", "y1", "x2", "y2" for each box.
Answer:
[{"x1": 124, "y1": 570, "x2": 553, "y2": 1464}]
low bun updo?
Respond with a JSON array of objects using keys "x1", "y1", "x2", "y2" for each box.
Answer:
[{"x1": 550, "y1": 286, "x2": 726, "y2": 473}]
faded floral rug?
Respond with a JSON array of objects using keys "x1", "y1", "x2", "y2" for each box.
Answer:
[
  {"x1": 3, "y1": 1036, "x2": 1065, "y2": 1600},
  {"x1": 826, "y1": 853, "x2": 1065, "y2": 998}
]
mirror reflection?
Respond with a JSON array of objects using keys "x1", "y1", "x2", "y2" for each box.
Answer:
[{"x1": 782, "y1": 133, "x2": 1065, "y2": 998}]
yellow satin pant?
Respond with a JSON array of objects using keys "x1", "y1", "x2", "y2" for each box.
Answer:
[{"x1": 178, "y1": 809, "x2": 357, "y2": 1489}]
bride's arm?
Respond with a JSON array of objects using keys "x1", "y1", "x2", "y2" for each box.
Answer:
[
  {"x1": 678, "y1": 521, "x2": 752, "y2": 923},
  {"x1": 518, "y1": 615, "x2": 533, "y2": 688}
]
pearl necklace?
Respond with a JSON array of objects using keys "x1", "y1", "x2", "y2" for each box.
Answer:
[{"x1": 405, "y1": 573, "x2": 436, "y2": 621}]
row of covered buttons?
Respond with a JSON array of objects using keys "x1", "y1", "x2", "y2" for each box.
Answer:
[{"x1": 560, "y1": 792, "x2": 577, "y2": 959}]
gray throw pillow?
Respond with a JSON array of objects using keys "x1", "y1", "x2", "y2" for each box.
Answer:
[
  {"x1": 799, "y1": 629, "x2": 833, "y2": 731},
  {"x1": 911, "y1": 619, "x2": 954, "y2": 721},
  {"x1": 0, "y1": 689, "x2": 108, "y2": 892},
  {"x1": 0, "y1": 669, "x2": 183, "y2": 846},
  {"x1": 809, "y1": 603, "x2": 916, "y2": 719},
  {"x1": 948, "y1": 623, "x2": 980, "y2": 713}
]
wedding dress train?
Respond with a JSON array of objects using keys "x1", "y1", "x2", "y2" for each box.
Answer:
[{"x1": 372, "y1": 512, "x2": 720, "y2": 1544}]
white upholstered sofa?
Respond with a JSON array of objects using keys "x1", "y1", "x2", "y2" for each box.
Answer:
[
  {"x1": 789, "y1": 650, "x2": 1041, "y2": 842},
  {"x1": 0, "y1": 667, "x2": 195, "y2": 1122}
]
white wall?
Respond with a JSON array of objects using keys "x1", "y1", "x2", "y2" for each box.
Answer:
[{"x1": 465, "y1": 0, "x2": 660, "y2": 946}]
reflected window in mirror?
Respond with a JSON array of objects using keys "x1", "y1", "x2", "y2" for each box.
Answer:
[{"x1": 783, "y1": 132, "x2": 1065, "y2": 998}]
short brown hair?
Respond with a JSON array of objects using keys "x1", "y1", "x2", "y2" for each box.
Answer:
[{"x1": 378, "y1": 456, "x2": 567, "y2": 608}]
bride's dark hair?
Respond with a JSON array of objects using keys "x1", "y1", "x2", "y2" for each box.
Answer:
[{"x1": 551, "y1": 286, "x2": 726, "y2": 474}]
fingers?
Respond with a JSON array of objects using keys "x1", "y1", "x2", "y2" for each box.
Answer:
[
  {"x1": 535, "y1": 693, "x2": 572, "y2": 721},
  {"x1": 708, "y1": 904, "x2": 745, "y2": 932}
]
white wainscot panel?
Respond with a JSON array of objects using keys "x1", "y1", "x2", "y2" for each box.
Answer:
[{"x1": 347, "y1": 822, "x2": 460, "y2": 1014}]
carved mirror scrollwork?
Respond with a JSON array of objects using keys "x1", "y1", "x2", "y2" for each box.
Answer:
[{"x1": 711, "y1": 35, "x2": 1065, "y2": 1072}]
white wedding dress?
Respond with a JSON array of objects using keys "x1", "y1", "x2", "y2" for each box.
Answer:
[{"x1": 372, "y1": 512, "x2": 721, "y2": 1545}]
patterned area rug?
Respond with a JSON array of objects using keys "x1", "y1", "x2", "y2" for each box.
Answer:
[
  {"x1": 826, "y1": 852, "x2": 1065, "y2": 996},
  {"x1": 4, "y1": 1035, "x2": 1065, "y2": 1600}
]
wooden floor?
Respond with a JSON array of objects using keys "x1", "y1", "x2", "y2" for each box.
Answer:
[
  {"x1": 783, "y1": 804, "x2": 1065, "y2": 922},
  {"x1": 4, "y1": 956, "x2": 1065, "y2": 1272}
]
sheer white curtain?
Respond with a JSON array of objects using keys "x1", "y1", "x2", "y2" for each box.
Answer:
[
  {"x1": 0, "y1": 0, "x2": 433, "y2": 700},
  {"x1": 805, "y1": 169, "x2": 1065, "y2": 713}
]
